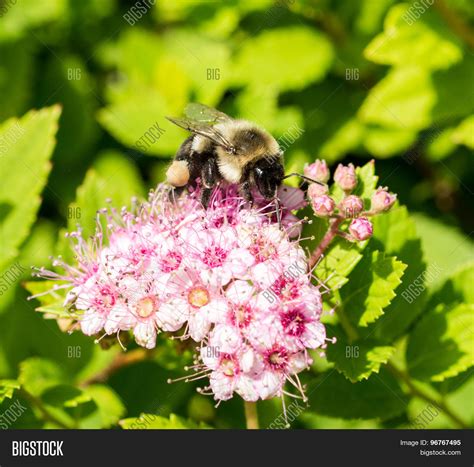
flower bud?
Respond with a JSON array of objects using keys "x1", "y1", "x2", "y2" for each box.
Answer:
[
  {"x1": 304, "y1": 159, "x2": 330, "y2": 183},
  {"x1": 311, "y1": 195, "x2": 335, "y2": 217},
  {"x1": 334, "y1": 163, "x2": 357, "y2": 191},
  {"x1": 371, "y1": 187, "x2": 397, "y2": 213},
  {"x1": 307, "y1": 182, "x2": 328, "y2": 199},
  {"x1": 339, "y1": 195, "x2": 364, "y2": 218},
  {"x1": 348, "y1": 217, "x2": 373, "y2": 241}
]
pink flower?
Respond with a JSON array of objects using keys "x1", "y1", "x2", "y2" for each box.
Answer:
[
  {"x1": 334, "y1": 163, "x2": 357, "y2": 191},
  {"x1": 349, "y1": 217, "x2": 373, "y2": 241},
  {"x1": 304, "y1": 159, "x2": 330, "y2": 183},
  {"x1": 340, "y1": 195, "x2": 364, "y2": 218},
  {"x1": 311, "y1": 195, "x2": 335, "y2": 217},
  {"x1": 371, "y1": 187, "x2": 397, "y2": 213}
]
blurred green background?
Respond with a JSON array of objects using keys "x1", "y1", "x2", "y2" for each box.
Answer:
[{"x1": 0, "y1": 0, "x2": 473, "y2": 429}]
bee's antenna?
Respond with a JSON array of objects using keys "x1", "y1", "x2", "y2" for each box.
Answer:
[{"x1": 283, "y1": 172, "x2": 326, "y2": 187}]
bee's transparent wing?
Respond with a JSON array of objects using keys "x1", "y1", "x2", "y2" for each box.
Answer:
[
  {"x1": 166, "y1": 104, "x2": 236, "y2": 153},
  {"x1": 184, "y1": 103, "x2": 232, "y2": 125}
]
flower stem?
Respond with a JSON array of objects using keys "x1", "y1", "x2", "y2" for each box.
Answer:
[
  {"x1": 386, "y1": 362, "x2": 468, "y2": 429},
  {"x1": 244, "y1": 401, "x2": 259, "y2": 429},
  {"x1": 80, "y1": 348, "x2": 152, "y2": 386},
  {"x1": 309, "y1": 217, "x2": 344, "y2": 267}
]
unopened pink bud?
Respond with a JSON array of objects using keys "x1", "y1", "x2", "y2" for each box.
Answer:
[
  {"x1": 371, "y1": 187, "x2": 397, "y2": 213},
  {"x1": 304, "y1": 159, "x2": 330, "y2": 183},
  {"x1": 340, "y1": 195, "x2": 364, "y2": 218},
  {"x1": 307, "y1": 182, "x2": 328, "y2": 199},
  {"x1": 311, "y1": 195, "x2": 335, "y2": 217},
  {"x1": 348, "y1": 217, "x2": 373, "y2": 241},
  {"x1": 334, "y1": 163, "x2": 357, "y2": 191}
]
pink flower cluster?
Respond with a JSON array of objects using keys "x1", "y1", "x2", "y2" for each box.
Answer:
[{"x1": 35, "y1": 185, "x2": 329, "y2": 402}]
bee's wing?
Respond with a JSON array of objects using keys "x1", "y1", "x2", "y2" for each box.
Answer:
[
  {"x1": 184, "y1": 103, "x2": 232, "y2": 125},
  {"x1": 166, "y1": 108, "x2": 236, "y2": 153}
]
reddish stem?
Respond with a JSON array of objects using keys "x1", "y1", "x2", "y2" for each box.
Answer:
[{"x1": 309, "y1": 217, "x2": 344, "y2": 268}]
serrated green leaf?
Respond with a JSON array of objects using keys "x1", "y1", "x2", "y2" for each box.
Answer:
[
  {"x1": 326, "y1": 325, "x2": 395, "y2": 382},
  {"x1": 315, "y1": 238, "x2": 365, "y2": 290},
  {"x1": 364, "y1": 4, "x2": 462, "y2": 70},
  {"x1": 0, "y1": 380, "x2": 20, "y2": 403},
  {"x1": 342, "y1": 250, "x2": 407, "y2": 327},
  {"x1": 407, "y1": 303, "x2": 474, "y2": 382},
  {"x1": 307, "y1": 369, "x2": 408, "y2": 420},
  {"x1": 232, "y1": 27, "x2": 333, "y2": 92},
  {"x1": 0, "y1": 106, "x2": 60, "y2": 271},
  {"x1": 120, "y1": 412, "x2": 207, "y2": 429},
  {"x1": 358, "y1": 66, "x2": 435, "y2": 130},
  {"x1": 18, "y1": 358, "x2": 65, "y2": 396},
  {"x1": 371, "y1": 206, "x2": 427, "y2": 340}
]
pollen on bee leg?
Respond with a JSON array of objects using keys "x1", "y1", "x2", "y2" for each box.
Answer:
[{"x1": 166, "y1": 161, "x2": 189, "y2": 187}]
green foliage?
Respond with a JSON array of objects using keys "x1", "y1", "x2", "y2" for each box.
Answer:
[
  {"x1": 0, "y1": 0, "x2": 473, "y2": 429},
  {"x1": 406, "y1": 303, "x2": 474, "y2": 382},
  {"x1": 307, "y1": 369, "x2": 408, "y2": 420},
  {"x1": 326, "y1": 325, "x2": 395, "y2": 382},
  {"x1": 120, "y1": 413, "x2": 208, "y2": 429},
  {"x1": 0, "y1": 106, "x2": 60, "y2": 271},
  {"x1": 341, "y1": 250, "x2": 406, "y2": 327}
]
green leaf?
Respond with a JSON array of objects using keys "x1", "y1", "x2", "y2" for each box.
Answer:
[
  {"x1": 78, "y1": 385, "x2": 126, "y2": 429},
  {"x1": 427, "y1": 262, "x2": 474, "y2": 310},
  {"x1": 0, "y1": 106, "x2": 61, "y2": 271},
  {"x1": 363, "y1": 126, "x2": 417, "y2": 158},
  {"x1": 326, "y1": 325, "x2": 395, "y2": 382},
  {"x1": 371, "y1": 206, "x2": 428, "y2": 340},
  {"x1": 364, "y1": 4, "x2": 463, "y2": 70},
  {"x1": 315, "y1": 238, "x2": 365, "y2": 290},
  {"x1": 407, "y1": 303, "x2": 474, "y2": 382},
  {"x1": 451, "y1": 115, "x2": 474, "y2": 149},
  {"x1": 67, "y1": 150, "x2": 145, "y2": 237},
  {"x1": 98, "y1": 90, "x2": 185, "y2": 156},
  {"x1": 18, "y1": 358, "x2": 65, "y2": 396},
  {"x1": 120, "y1": 413, "x2": 207, "y2": 429},
  {"x1": 342, "y1": 250, "x2": 407, "y2": 327},
  {"x1": 0, "y1": 380, "x2": 20, "y2": 403},
  {"x1": 0, "y1": 0, "x2": 66, "y2": 43},
  {"x1": 358, "y1": 66, "x2": 435, "y2": 130},
  {"x1": 307, "y1": 369, "x2": 408, "y2": 420},
  {"x1": 232, "y1": 27, "x2": 334, "y2": 92},
  {"x1": 413, "y1": 213, "x2": 474, "y2": 288},
  {"x1": 353, "y1": 159, "x2": 379, "y2": 205}
]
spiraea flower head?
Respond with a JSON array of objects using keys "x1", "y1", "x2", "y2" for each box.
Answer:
[{"x1": 32, "y1": 183, "x2": 332, "y2": 404}]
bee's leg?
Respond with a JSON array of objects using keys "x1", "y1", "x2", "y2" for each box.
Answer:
[
  {"x1": 201, "y1": 156, "x2": 219, "y2": 209},
  {"x1": 240, "y1": 180, "x2": 254, "y2": 206},
  {"x1": 168, "y1": 186, "x2": 185, "y2": 203}
]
